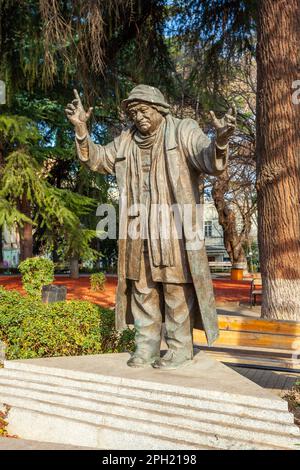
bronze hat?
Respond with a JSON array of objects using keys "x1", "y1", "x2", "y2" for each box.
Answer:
[{"x1": 122, "y1": 84, "x2": 170, "y2": 111}]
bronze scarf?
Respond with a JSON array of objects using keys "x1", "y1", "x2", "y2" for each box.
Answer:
[{"x1": 128, "y1": 120, "x2": 175, "y2": 267}]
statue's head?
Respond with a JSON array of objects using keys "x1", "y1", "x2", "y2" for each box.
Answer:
[{"x1": 122, "y1": 85, "x2": 170, "y2": 135}]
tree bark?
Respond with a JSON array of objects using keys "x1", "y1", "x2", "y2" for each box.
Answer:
[
  {"x1": 18, "y1": 195, "x2": 33, "y2": 261},
  {"x1": 70, "y1": 256, "x2": 79, "y2": 279},
  {"x1": 256, "y1": 0, "x2": 300, "y2": 320},
  {"x1": 212, "y1": 171, "x2": 249, "y2": 266}
]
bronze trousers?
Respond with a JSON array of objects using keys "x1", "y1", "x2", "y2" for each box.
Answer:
[{"x1": 130, "y1": 250, "x2": 195, "y2": 360}]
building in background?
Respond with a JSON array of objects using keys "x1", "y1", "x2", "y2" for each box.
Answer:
[
  {"x1": 203, "y1": 198, "x2": 258, "y2": 266},
  {"x1": 1, "y1": 225, "x2": 20, "y2": 268},
  {"x1": 203, "y1": 200, "x2": 228, "y2": 263}
]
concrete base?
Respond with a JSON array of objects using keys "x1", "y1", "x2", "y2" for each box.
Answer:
[
  {"x1": 0, "y1": 352, "x2": 299, "y2": 450},
  {"x1": 0, "y1": 437, "x2": 94, "y2": 450}
]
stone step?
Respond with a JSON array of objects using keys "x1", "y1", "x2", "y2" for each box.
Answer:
[
  {"x1": 1, "y1": 353, "x2": 299, "y2": 450},
  {"x1": 0, "y1": 436, "x2": 95, "y2": 450},
  {"x1": 4, "y1": 356, "x2": 288, "y2": 411},
  {"x1": 0, "y1": 386, "x2": 300, "y2": 447},
  {"x1": 0, "y1": 377, "x2": 298, "y2": 439},
  {"x1": 2, "y1": 397, "x2": 290, "y2": 450},
  {"x1": 5, "y1": 406, "x2": 208, "y2": 450},
  {"x1": 0, "y1": 368, "x2": 293, "y2": 425},
  {"x1": 1, "y1": 364, "x2": 290, "y2": 418}
]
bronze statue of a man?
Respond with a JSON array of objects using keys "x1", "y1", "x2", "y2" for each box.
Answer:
[{"x1": 66, "y1": 85, "x2": 236, "y2": 369}]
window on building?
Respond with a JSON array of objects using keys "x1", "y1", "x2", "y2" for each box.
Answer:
[{"x1": 205, "y1": 221, "x2": 213, "y2": 238}]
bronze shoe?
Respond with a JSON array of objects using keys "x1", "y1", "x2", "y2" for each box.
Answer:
[
  {"x1": 127, "y1": 354, "x2": 159, "y2": 368},
  {"x1": 152, "y1": 350, "x2": 193, "y2": 370}
]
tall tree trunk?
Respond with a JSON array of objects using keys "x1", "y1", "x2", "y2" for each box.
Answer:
[
  {"x1": 18, "y1": 195, "x2": 33, "y2": 261},
  {"x1": 256, "y1": 0, "x2": 300, "y2": 320},
  {"x1": 212, "y1": 172, "x2": 248, "y2": 266},
  {"x1": 70, "y1": 256, "x2": 79, "y2": 279}
]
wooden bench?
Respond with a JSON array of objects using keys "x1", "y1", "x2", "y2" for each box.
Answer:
[
  {"x1": 208, "y1": 261, "x2": 232, "y2": 272},
  {"x1": 194, "y1": 315, "x2": 300, "y2": 372},
  {"x1": 249, "y1": 277, "x2": 262, "y2": 306}
]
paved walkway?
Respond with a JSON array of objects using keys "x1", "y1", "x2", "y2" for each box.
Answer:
[
  {"x1": 230, "y1": 366, "x2": 299, "y2": 396},
  {"x1": 216, "y1": 304, "x2": 261, "y2": 318}
]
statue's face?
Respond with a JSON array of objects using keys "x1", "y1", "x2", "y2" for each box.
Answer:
[{"x1": 127, "y1": 102, "x2": 163, "y2": 135}]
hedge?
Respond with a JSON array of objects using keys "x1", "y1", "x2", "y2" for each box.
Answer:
[
  {"x1": 0, "y1": 287, "x2": 135, "y2": 360},
  {"x1": 90, "y1": 272, "x2": 106, "y2": 291},
  {"x1": 18, "y1": 257, "x2": 55, "y2": 298}
]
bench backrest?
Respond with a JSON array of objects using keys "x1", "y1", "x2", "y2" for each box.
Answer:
[
  {"x1": 208, "y1": 261, "x2": 232, "y2": 267},
  {"x1": 194, "y1": 315, "x2": 300, "y2": 351},
  {"x1": 251, "y1": 278, "x2": 262, "y2": 288}
]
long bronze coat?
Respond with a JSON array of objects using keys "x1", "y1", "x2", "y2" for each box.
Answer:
[{"x1": 76, "y1": 115, "x2": 228, "y2": 346}]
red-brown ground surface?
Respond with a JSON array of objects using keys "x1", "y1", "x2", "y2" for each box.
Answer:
[{"x1": 0, "y1": 275, "x2": 254, "y2": 307}]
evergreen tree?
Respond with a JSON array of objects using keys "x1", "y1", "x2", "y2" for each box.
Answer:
[{"x1": 0, "y1": 114, "x2": 96, "y2": 263}]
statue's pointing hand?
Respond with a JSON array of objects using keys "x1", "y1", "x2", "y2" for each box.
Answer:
[
  {"x1": 65, "y1": 89, "x2": 93, "y2": 128},
  {"x1": 209, "y1": 105, "x2": 237, "y2": 147}
]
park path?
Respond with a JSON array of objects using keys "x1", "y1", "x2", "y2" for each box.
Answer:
[{"x1": 231, "y1": 366, "x2": 298, "y2": 397}]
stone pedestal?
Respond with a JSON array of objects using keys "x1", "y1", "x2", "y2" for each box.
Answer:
[
  {"x1": 42, "y1": 285, "x2": 67, "y2": 303},
  {"x1": 0, "y1": 352, "x2": 299, "y2": 450}
]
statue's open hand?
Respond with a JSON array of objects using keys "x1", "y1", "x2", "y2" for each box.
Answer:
[
  {"x1": 209, "y1": 105, "x2": 237, "y2": 147},
  {"x1": 65, "y1": 89, "x2": 93, "y2": 127}
]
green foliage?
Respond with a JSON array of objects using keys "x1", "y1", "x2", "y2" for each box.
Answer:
[
  {"x1": 52, "y1": 189, "x2": 97, "y2": 218},
  {"x1": 0, "y1": 1, "x2": 174, "y2": 107},
  {"x1": 0, "y1": 408, "x2": 8, "y2": 437},
  {"x1": 0, "y1": 287, "x2": 135, "y2": 360},
  {"x1": 18, "y1": 257, "x2": 54, "y2": 297},
  {"x1": 90, "y1": 273, "x2": 106, "y2": 292},
  {"x1": 171, "y1": 0, "x2": 257, "y2": 90},
  {"x1": 1, "y1": 150, "x2": 44, "y2": 203},
  {"x1": 52, "y1": 226, "x2": 99, "y2": 266},
  {"x1": 97, "y1": 305, "x2": 135, "y2": 355},
  {"x1": 0, "y1": 146, "x2": 98, "y2": 263},
  {"x1": 0, "y1": 140, "x2": 100, "y2": 273},
  {"x1": 0, "y1": 197, "x2": 31, "y2": 228},
  {"x1": 0, "y1": 115, "x2": 40, "y2": 145},
  {"x1": 0, "y1": 150, "x2": 93, "y2": 231}
]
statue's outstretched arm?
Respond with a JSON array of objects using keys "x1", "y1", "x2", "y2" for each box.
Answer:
[
  {"x1": 182, "y1": 107, "x2": 236, "y2": 176},
  {"x1": 75, "y1": 134, "x2": 117, "y2": 175},
  {"x1": 66, "y1": 89, "x2": 117, "y2": 175}
]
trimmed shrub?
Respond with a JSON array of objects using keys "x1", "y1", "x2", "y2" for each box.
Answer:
[
  {"x1": 90, "y1": 272, "x2": 106, "y2": 291},
  {"x1": 19, "y1": 257, "x2": 54, "y2": 297},
  {"x1": 0, "y1": 287, "x2": 135, "y2": 360}
]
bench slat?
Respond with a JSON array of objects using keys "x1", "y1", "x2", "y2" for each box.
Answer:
[
  {"x1": 197, "y1": 348, "x2": 300, "y2": 371},
  {"x1": 193, "y1": 329, "x2": 300, "y2": 350},
  {"x1": 218, "y1": 315, "x2": 300, "y2": 337}
]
